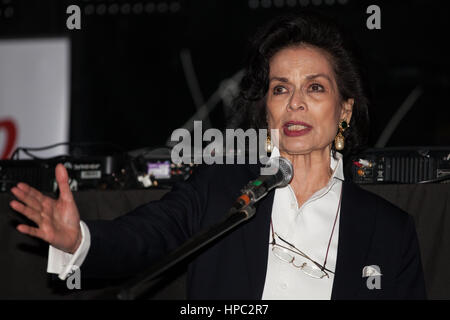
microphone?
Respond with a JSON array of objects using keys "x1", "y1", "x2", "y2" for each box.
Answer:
[{"x1": 233, "y1": 156, "x2": 293, "y2": 211}]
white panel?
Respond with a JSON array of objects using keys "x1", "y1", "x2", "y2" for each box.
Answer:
[{"x1": 0, "y1": 38, "x2": 70, "y2": 159}]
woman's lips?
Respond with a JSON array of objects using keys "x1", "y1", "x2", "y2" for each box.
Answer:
[{"x1": 282, "y1": 121, "x2": 313, "y2": 137}]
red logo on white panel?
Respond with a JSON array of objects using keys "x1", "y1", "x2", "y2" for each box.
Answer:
[{"x1": 0, "y1": 118, "x2": 18, "y2": 159}]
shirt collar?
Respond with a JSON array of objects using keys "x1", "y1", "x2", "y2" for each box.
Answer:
[{"x1": 269, "y1": 146, "x2": 345, "y2": 182}]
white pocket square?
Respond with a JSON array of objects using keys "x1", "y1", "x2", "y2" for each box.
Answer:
[{"x1": 362, "y1": 265, "x2": 382, "y2": 277}]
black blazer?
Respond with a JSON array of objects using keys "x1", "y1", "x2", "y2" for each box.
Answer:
[{"x1": 81, "y1": 162, "x2": 427, "y2": 299}]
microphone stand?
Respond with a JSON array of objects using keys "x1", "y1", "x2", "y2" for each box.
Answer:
[{"x1": 116, "y1": 204, "x2": 257, "y2": 300}]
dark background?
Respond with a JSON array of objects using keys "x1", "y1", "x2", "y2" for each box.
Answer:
[{"x1": 0, "y1": 0, "x2": 449, "y2": 153}]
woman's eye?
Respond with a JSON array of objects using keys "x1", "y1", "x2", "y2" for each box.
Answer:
[
  {"x1": 309, "y1": 83, "x2": 325, "y2": 92},
  {"x1": 273, "y1": 86, "x2": 287, "y2": 95}
]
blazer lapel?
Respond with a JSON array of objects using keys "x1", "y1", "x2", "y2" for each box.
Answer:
[
  {"x1": 239, "y1": 163, "x2": 274, "y2": 299},
  {"x1": 331, "y1": 181, "x2": 376, "y2": 299}
]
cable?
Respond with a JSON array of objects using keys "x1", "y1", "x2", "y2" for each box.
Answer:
[
  {"x1": 418, "y1": 175, "x2": 450, "y2": 184},
  {"x1": 375, "y1": 85, "x2": 423, "y2": 148},
  {"x1": 165, "y1": 68, "x2": 244, "y2": 147},
  {"x1": 127, "y1": 145, "x2": 172, "y2": 159},
  {"x1": 10, "y1": 141, "x2": 126, "y2": 160}
]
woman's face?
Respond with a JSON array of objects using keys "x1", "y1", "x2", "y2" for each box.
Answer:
[{"x1": 266, "y1": 45, "x2": 353, "y2": 155}]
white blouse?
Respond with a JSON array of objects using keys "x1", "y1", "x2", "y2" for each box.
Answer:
[{"x1": 262, "y1": 147, "x2": 344, "y2": 300}]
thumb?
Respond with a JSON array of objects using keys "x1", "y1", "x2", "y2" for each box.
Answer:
[{"x1": 55, "y1": 163, "x2": 74, "y2": 201}]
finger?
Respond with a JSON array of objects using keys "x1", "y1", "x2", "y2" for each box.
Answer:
[
  {"x1": 9, "y1": 200, "x2": 42, "y2": 225},
  {"x1": 16, "y1": 224, "x2": 45, "y2": 240},
  {"x1": 55, "y1": 164, "x2": 75, "y2": 202},
  {"x1": 11, "y1": 186, "x2": 43, "y2": 213},
  {"x1": 16, "y1": 182, "x2": 45, "y2": 203}
]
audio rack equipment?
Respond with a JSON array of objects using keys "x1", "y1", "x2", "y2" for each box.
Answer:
[
  {"x1": 0, "y1": 154, "x2": 134, "y2": 193},
  {"x1": 129, "y1": 147, "x2": 196, "y2": 188},
  {"x1": 350, "y1": 147, "x2": 450, "y2": 184}
]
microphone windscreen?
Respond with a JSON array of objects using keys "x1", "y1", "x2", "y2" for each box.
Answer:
[
  {"x1": 276, "y1": 156, "x2": 294, "y2": 187},
  {"x1": 264, "y1": 156, "x2": 293, "y2": 188}
]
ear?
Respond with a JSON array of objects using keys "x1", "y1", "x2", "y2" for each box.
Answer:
[{"x1": 340, "y1": 98, "x2": 354, "y2": 123}]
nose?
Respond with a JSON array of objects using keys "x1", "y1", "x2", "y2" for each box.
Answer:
[{"x1": 287, "y1": 89, "x2": 306, "y2": 111}]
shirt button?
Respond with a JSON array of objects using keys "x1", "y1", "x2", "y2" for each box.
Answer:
[
  {"x1": 290, "y1": 203, "x2": 297, "y2": 209},
  {"x1": 280, "y1": 283, "x2": 287, "y2": 290}
]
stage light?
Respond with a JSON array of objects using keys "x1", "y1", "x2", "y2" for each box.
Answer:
[
  {"x1": 312, "y1": 0, "x2": 322, "y2": 6},
  {"x1": 121, "y1": 3, "x2": 131, "y2": 15},
  {"x1": 248, "y1": 0, "x2": 259, "y2": 9},
  {"x1": 169, "y1": 2, "x2": 181, "y2": 13},
  {"x1": 299, "y1": 0, "x2": 309, "y2": 7},
  {"x1": 132, "y1": 3, "x2": 144, "y2": 14},
  {"x1": 84, "y1": 4, "x2": 95, "y2": 15},
  {"x1": 286, "y1": 0, "x2": 297, "y2": 7},
  {"x1": 96, "y1": 4, "x2": 107, "y2": 15},
  {"x1": 0, "y1": 2, "x2": 14, "y2": 19},
  {"x1": 261, "y1": 0, "x2": 271, "y2": 9},
  {"x1": 157, "y1": 2, "x2": 168, "y2": 13},
  {"x1": 108, "y1": 3, "x2": 119, "y2": 15},
  {"x1": 324, "y1": 0, "x2": 335, "y2": 5},
  {"x1": 78, "y1": 1, "x2": 182, "y2": 16},
  {"x1": 273, "y1": 0, "x2": 284, "y2": 8},
  {"x1": 145, "y1": 2, "x2": 155, "y2": 14}
]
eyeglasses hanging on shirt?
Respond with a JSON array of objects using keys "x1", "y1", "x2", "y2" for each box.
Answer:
[{"x1": 269, "y1": 186, "x2": 342, "y2": 279}]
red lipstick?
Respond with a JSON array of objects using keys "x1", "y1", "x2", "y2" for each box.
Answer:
[{"x1": 282, "y1": 121, "x2": 313, "y2": 137}]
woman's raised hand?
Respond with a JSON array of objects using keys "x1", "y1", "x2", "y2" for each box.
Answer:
[{"x1": 9, "y1": 163, "x2": 82, "y2": 254}]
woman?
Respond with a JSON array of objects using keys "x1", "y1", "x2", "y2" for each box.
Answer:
[{"x1": 9, "y1": 13, "x2": 426, "y2": 299}]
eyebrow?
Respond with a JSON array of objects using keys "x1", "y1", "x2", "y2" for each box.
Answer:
[
  {"x1": 305, "y1": 73, "x2": 333, "y2": 83},
  {"x1": 269, "y1": 73, "x2": 333, "y2": 84},
  {"x1": 269, "y1": 76, "x2": 289, "y2": 83}
]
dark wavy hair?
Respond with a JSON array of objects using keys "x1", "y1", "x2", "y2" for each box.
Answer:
[{"x1": 228, "y1": 12, "x2": 370, "y2": 160}]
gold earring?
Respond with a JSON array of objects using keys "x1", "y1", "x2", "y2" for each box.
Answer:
[
  {"x1": 334, "y1": 120, "x2": 348, "y2": 151},
  {"x1": 266, "y1": 134, "x2": 273, "y2": 153}
]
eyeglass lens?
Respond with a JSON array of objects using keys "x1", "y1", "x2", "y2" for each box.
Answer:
[{"x1": 272, "y1": 245, "x2": 328, "y2": 279}]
